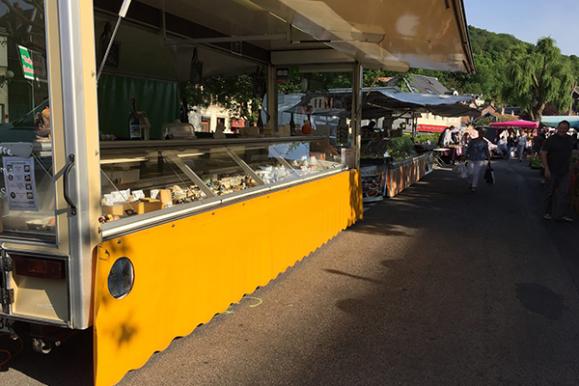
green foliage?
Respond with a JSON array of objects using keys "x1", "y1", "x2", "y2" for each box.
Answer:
[
  {"x1": 182, "y1": 71, "x2": 264, "y2": 123},
  {"x1": 363, "y1": 69, "x2": 385, "y2": 87},
  {"x1": 277, "y1": 69, "x2": 352, "y2": 94},
  {"x1": 412, "y1": 133, "x2": 439, "y2": 144},
  {"x1": 567, "y1": 55, "x2": 579, "y2": 83},
  {"x1": 504, "y1": 37, "x2": 575, "y2": 120},
  {"x1": 387, "y1": 136, "x2": 417, "y2": 161},
  {"x1": 475, "y1": 114, "x2": 515, "y2": 126}
]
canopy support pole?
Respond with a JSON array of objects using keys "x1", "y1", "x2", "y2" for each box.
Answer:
[
  {"x1": 415, "y1": 114, "x2": 419, "y2": 137},
  {"x1": 267, "y1": 64, "x2": 278, "y2": 135},
  {"x1": 351, "y1": 62, "x2": 363, "y2": 169}
]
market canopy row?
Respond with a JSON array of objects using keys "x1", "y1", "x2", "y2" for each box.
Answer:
[{"x1": 285, "y1": 88, "x2": 478, "y2": 119}]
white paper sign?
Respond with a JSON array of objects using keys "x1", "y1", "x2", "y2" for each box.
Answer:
[{"x1": 3, "y1": 157, "x2": 38, "y2": 211}]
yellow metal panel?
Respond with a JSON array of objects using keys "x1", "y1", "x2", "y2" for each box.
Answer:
[{"x1": 93, "y1": 170, "x2": 361, "y2": 386}]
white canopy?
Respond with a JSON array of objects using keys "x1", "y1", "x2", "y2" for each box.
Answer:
[{"x1": 136, "y1": 0, "x2": 474, "y2": 73}]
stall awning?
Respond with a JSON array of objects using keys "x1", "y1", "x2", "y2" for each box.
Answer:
[
  {"x1": 490, "y1": 120, "x2": 539, "y2": 129},
  {"x1": 284, "y1": 87, "x2": 478, "y2": 119},
  {"x1": 417, "y1": 124, "x2": 447, "y2": 133},
  {"x1": 369, "y1": 88, "x2": 474, "y2": 108},
  {"x1": 252, "y1": 0, "x2": 474, "y2": 72},
  {"x1": 134, "y1": 0, "x2": 474, "y2": 73},
  {"x1": 363, "y1": 89, "x2": 478, "y2": 118}
]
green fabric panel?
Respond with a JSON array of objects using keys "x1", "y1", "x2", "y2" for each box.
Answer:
[{"x1": 98, "y1": 75, "x2": 178, "y2": 139}]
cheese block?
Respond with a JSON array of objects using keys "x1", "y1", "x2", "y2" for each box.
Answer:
[
  {"x1": 141, "y1": 198, "x2": 163, "y2": 213},
  {"x1": 159, "y1": 189, "x2": 172, "y2": 208},
  {"x1": 103, "y1": 201, "x2": 144, "y2": 216},
  {"x1": 103, "y1": 203, "x2": 125, "y2": 217}
]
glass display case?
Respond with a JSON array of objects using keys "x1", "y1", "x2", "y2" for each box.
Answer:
[
  {"x1": 178, "y1": 147, "x2": 260, "y2": 196},
  {"x1": 99, "y1": 137, "x2": 344, "y2": 233},
  {"x1": 227, "y1": 144, "x2": 298, "y2": 185},
  {"x1": 0, "y1": 142, "x2": 57, "y2": 243}
]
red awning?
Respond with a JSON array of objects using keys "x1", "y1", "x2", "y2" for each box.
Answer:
[
  {"x1": 490, "y1": 120, "x2": 539, "y2": 129},
  {"x1": 417, "y1": 124, "x2": 447, "y2": 133}
]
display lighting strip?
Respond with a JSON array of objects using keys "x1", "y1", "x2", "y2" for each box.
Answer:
[{"x1": 100, "y1": 157, "x2": 147, "y2": 165}]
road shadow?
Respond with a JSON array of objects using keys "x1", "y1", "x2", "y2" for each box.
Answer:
[
  {"x1": 282, "y1": 161, "x2": 579, "y2": 384},
  {"x1": 4, "y1": 329, "x2": 92, "y2": 386},
  {"x1": 351, "y1": 169, "x2": 470, "y2": 237},
  {"x1": 516, "y1": 283, "x2": 567, "y2": 320}
]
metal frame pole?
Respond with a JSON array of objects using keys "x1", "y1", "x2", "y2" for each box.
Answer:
[
  {"x1": 97, "y1": 16, "x2": 122, "y2": 81},
  {"x1": 97, "y1": 0, "x2": 132, "y2": 82},
  {"x1": 266, "y1": 64, "x2": 278, "y2": 135},
  {"x1": 27, "y1": 81, "x2": 35, "y2": 109},
  {"x1": 351, "y1": 62, "x2": 363, "y2": 169},
  {"x1": 58, "y1": 0, "x2": 102, "y2": 329}
]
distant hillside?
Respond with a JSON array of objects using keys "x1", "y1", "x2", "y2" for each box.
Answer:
[
  {"x1": 468, "y1": 26, "x2": 532, "y2": 56},
  {"x1": 410, "y1": 26, "x2": 579, "y2": 106}
]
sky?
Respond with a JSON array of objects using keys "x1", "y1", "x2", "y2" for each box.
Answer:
[{"x1": 464, "y1": 0, "x2": 579, "y2": 56}]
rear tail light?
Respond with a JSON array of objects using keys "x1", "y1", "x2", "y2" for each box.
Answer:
[{"x1": 12, "y1": 255, "x2": 65, "y2": 280}]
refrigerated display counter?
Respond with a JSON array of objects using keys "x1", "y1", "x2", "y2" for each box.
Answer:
[{"x1": 97, "y1": 136, "x2": 347, "y2": 238}]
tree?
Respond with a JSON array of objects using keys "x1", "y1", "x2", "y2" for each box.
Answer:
[
  {"x1": 503, "y1": 37, "x2": 574, "y2": 120},
  {"x1": 182, "y1": 70, "x2": 266, "y2": 124},
  {"x1": 569, "y1": 55, "x2": 579, "y2": 83}
]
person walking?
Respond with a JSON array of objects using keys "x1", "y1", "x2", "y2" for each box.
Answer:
[
  {"x1": 497, "y1": 131, "x2": 509, "y2": 159},
  {"x1": 534, "y1": 126, "x2": 548, "y2": 183},
  {"x1": 466, "y1": 127, "x2": 491, "y2": 192},
  {"x1": 517, "y1": 131, "x2": 528, "y2": 161},
  {"x1": 541, "y1": 120, "x2": 574, "y2": 222},
  {"x1": 533, "y1": 126, "x2": 547, "y2": 155}
]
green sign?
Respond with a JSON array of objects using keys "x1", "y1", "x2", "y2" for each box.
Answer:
[{"x1": 18, "y1": 45, "x2": 35, "y2": 81}]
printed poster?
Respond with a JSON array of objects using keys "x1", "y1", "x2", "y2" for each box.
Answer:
[{"x1": 3, "y1": 157, "x2": 38, "y2": 211}]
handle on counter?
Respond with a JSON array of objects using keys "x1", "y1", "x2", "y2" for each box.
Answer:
[{"x1": 63, "y1": 154, "x2": 77, "y2": 216}]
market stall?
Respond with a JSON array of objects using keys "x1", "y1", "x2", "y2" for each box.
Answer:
[
  {"x1": 286, "y1": 87, "x2": 477, "y2": 200},
  {"x1": 359, "y1": 89, "x2": 476, "y2": 198},
  {"x1": 0, "y1": 1, "x2": 474, "y2": 385}
]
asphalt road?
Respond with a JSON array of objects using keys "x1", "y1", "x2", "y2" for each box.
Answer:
[{"x1": 2, "y1": 160, "x2": 579, "y2": 385}]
